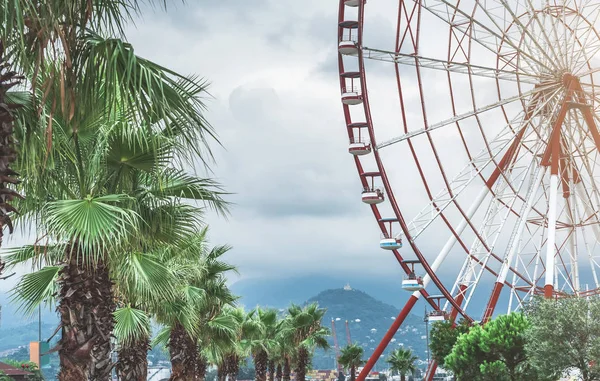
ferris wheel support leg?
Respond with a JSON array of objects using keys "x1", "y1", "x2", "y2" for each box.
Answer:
[
  {"x1": 565, "y1": 196, "x2": 580, "y2": 294},
  {"x1": 481, "y1": 167, "x2": 546, "y2": 321},
  {"x1": 544, "y1": 174, "x2": 560, "y2": 298},
  {"x1": 355, "y1": 295, "x2": 419, "y2": 381}
]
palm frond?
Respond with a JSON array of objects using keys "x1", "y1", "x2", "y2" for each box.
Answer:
[
  {"x1": 147, "y1": 169, "x2": 230, "y2": 216},
  {"x1": 112, "y1": 251, "x2": 178, "y2": 306},
  {"x1": 114, "y1": 306, "x2": 151, "y2": 345},
  {"x1": 42, "y1": 194, "x2": 140, "y2": 262},
  {"x1": 10, "y1": 266, "x2": 61, "y2": 316},
  {"x1": 3, "y1": 244, "x2": 63, "y2": 268},
  {"x1": 151, "y1": 325, "x2": 171, "y2": 348}
]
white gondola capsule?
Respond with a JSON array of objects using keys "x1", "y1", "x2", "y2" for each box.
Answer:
[
  {"x1": 362, "y1": 189, "x2": 384, "y2": 204},
  {"x1": 402, "y1": 278, "x2": 424, "y2": 291},
  {"x1": 380, "y1": 237, "x2": 402, "y2": 250},
  {"x1": 344, "y1": 0, "x2": 360, "y2": 6},
  {"x1": 427, "y1": 311, "x2": 448, "y2": 322},
  {"x1": 349, "y1": 141, "x2": 372, "y2": 156},
  {"x1": 339, "y1": 40, "x2": 359, "y2": 56},
  {"x1": 342, "y1": 90, "x2": 363, "y2": 105}
]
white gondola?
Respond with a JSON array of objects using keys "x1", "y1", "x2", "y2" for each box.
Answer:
[
  {"x1": 402, "y1": 278, "x2": 424, "y2": 291},
  {"x1": 344, "y1": 0, "x2": 360, "y2": 6},
  {"x1": 427, "y1": 311, "x2": 448, "y2": 322},
  {"x1": 362, "y1": 189, "x2": 384, "y2": 204},
  {"x1": 349, "y1": 141, "x2": 371, "y2": 156},
  {"x1": 338, "y1": 40, "x2": 359, "y2": 56},
  {"x1": 380, "y1": 237, "x2": 402, "y2": 250},
  {"x1": 342, "y1": 91, "x2": 363, "y2": 105}
]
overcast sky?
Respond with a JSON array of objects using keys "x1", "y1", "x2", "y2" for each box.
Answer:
[
  {"x1": 4, "y1": 0, "x2": 598, "y2": 301},
  {"x1": 117, "y1": 0, "x2": 395, "y2": 283}
]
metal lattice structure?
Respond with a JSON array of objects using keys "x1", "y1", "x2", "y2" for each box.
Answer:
[{"x1": 336, "y1": 0, "x2": 600, "y2": 379}]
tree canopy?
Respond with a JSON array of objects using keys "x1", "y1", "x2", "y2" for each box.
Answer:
[
  {"x1": 443, "y1": 313, "x2": 550, "y2": 381},
  {"x1": 428, "y1": 319, "x2": 469, "y2": 368},
  {"x1": 524, "y1": 297, "x2": 600, "y2": 381}
]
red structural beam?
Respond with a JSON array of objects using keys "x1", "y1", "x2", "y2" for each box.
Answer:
[{"x1": 357, "y1": 296, "x2": 419, "y2": 381}]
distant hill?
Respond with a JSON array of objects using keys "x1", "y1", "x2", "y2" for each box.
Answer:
[
  {"x1": 230, "y1": 275, "x2": 411, "y2": 309},
  {"x1": 304, "y1": 287, "x2": 429, "y2": 371},
  {"x1": 0, "y1": 293, "x2": 59, "y2": 329},
  {"x1": 0, "y1": 322, "x2": 58, "y2": 352}
]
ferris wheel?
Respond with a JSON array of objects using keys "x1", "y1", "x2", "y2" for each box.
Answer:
[{"x1": 336, "y1": 0, "x2": 600, "y2": 379}]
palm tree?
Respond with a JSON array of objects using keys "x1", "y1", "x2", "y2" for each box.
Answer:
[
  {"x1": 3, "y1": 2, "x2": 226, "y2": 379},
  {"x1": 0, "y1": 42, "x2": 22, "y2": 279},
  {"x1": 338, "y1": 344, "x2": 364, "y2": 381},
  {"x1": 285, "y1": 303, "x2": 330, "y2": 381},
  {"x1": 386, "y1": 349, "x2": 418, "y2": 381},
  {"x1": 8, "y1": 103, "x2": 227, "y2": 381},
  {"x1": 248, "y1": 308, "x2": 280, "y2": 381},
  {"x1": 151, "y1": 235, "x2": 237, "y2": 381},
  {"x1": 112, "y1": 250, "x2": 182, "y2": 381},
  {"x1": 272, "y1": 325, "x2": 294, "y2": 381},
  {"x1": 3, "y1": 1, "x2": 218, "y2": 152}
]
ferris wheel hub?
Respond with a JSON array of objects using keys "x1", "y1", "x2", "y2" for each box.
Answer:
[{"x1": 562, "y1": 73, "x2": 577, "y2": 87}]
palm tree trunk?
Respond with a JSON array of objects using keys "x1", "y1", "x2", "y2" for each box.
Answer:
[
  {"x1": 88, "y1": 258, "x2": 116, "y2": 381},
  {"x1": 294, "y1": 347, "x2": 309, "y2": 381},
  {"x1": 217, "y1": 363, "x2": 226, "y2": 381},
  {"x1": 268, "y1": 360, "x2": 275, "y2": 381},
  {"x1": 0, "y1": 42, "x2": 21, "y2": 280},
  {"x1": 228, "y1": 354, "x2": 240, "y2": 381},
  {"x1": 276, "y1": 363, "x2": 282, "y2": 381},
  {"x1": 168, "y1": 323, "x2": 197, "y2": 381},
  {"x1": 400, "y1": 375, "x2": 405, "y2": 381},
  {"x1": 350, "y1": 366, "x2": 355, "y2": 381},
  {"x1": 196, "y1": 354, "x2": 208, "y2": 381},
  {"x1": 282, "y1": 358, "x2": 291, "y2": 381},
  {"x1": 116, "y1": 334, "x2": 150, "y2": 381},
  {"x1": 57, "y1": 251, "x2": 115, "y2": 381},
  {"x1": 254, "y1": 349, "x2": 268, "y2": 381}
]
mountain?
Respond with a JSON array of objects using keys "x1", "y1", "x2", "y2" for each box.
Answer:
[
  {"x1": 230, "y1": 275, "x2": 411, "y2": 309},
  {"x1": 0, "y1": 321, "x2": 58, "y2": 352},
  {"x1": 0, "y1": 293, "x2": 59, "y2": 329},
  {"x1": 305, "y1": 287, "x2": 429, "y2": 371}
]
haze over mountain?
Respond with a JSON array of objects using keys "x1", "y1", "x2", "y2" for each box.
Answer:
[{"x1": 230, "y1": 275, "x2": 411, "y2": 309}]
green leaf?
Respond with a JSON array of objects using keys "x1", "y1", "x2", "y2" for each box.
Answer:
[
  {"x1": 114, "y1": 306, "x2": 151, "y2": 345},
  {"x1": 10, "y1": 266, "x2": 61, "y2": 316},
  {"x1": 43, "y1": 194, "x2": 140, "y2": 261}
]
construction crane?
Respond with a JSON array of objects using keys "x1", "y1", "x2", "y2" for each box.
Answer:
[
  {"x1": 345, "y1": 320, "x2": 352, "y2": 345},
  {"x1": 331, "y1": 319, "x2": 343, "y2": 374}
]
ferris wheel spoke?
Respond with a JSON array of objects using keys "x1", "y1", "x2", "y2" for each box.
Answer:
[
  {"x1": 362, "y1": 47, "x2": 541, "y2": 84},
  {"x1": 459, "y1": 175, "x2": 532, "y2": 314},
  {"x1": 405, "y1": 86, "x2": 563, "y2": 242},
  {"x1": 376, "y1": 84, "x2": 560, "y2": 150},
  {"x1": 420, "y1": 0, "x2": 555, "y2": 74},
  {"x1": 566, "y1": 4, "x2": 600, "y2": 74},
  {"x1": 478, "y1": 0, "x2": 565, "y2": 73}
]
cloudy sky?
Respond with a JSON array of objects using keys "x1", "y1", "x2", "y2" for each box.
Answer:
[
  {"x1": 118, "y1": 0, "x2": 394, "y2": 282},
  {"x1": 113, "y1": 0, "x2": 516, "y2": 285},
  {"x1": 4, "y1": 0, "x2": 600, "y2": 311}
]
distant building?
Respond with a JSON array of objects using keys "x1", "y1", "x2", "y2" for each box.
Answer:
[
  {"x1": 0, "y1": 361, "x2": 33, "y2": 381},
  {"x1": 344, "y1": 283, "x2": 352, "y2": 291}
]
